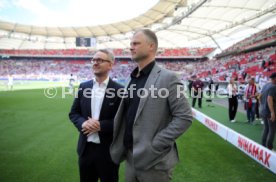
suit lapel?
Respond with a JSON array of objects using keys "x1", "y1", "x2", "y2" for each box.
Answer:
[
  {"x1": 115, "y1": 77, "x2": 131, "y2": 117},
  {"x1": 85, "y1": 80, "x2": 93, "y2": 118},
  {"x1": 99, "y1": 79, "x2": 114, "y2": 120},
  {"x1": 134, "y1": 64, "x2": 161, "y2": 124}
]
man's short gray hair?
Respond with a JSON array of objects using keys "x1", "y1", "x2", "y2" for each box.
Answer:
[
  {"x1": 97, "y1": 49, "x2": 115, "y2": 63},
  {"x1": 134, "y1": 29, "x2": 158, "y2": 52}
]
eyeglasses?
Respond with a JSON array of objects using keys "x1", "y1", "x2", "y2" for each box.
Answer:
[{"x1": 91, "y1": 58, "x2": 111, "y2": 64}]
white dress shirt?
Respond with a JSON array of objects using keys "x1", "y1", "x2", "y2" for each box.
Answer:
[
  {"x1": 87, "y1": 77, "x2": 109, "y2": 143},
  {"x1": 227, "y1": 83, "x2": 238, "y2": 97}
]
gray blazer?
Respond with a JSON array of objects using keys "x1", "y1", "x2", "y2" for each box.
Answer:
[{"x1": 110, "y1": 64, "x2": 193, "y2": 170}]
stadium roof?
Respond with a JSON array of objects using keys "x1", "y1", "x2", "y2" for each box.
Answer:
[{"x1": 0, "y1": 0, "x2": 275, "y2": 49}]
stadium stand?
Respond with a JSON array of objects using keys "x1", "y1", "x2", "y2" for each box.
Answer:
[
  {"x1": 0, "y1": 24, "x2": 275, "y2": 84},
  {"x1": 1, "y1": 46, "x2": 274, "y2": 83},
  {"x1": 218, "y1": 25, "x2": 276, "y2": 56},
  {"x1": 196, "y1": 47, "x2": 276, "y2": 82},
  {"x1": 0, "y1": 47, "x2": 215, "y2": 57}
]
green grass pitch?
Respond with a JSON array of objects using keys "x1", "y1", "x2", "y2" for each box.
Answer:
[{"x1": 0, "y1": 88, "x2": 276, "y2": 182}]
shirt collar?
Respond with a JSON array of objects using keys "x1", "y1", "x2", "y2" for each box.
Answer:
[
  {"x1": 131, "y1": 61, "x2": 155, "y2": 78},
  {"x1": 93, "y1": 76, "x2": 109, "y2": 87}
]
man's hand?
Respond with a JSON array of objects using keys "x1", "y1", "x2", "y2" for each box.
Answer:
[
  {"x1": 82, "y1": 117, "x2": 101, "y2": 135},
  {"x1": 268, "y1": 95, "x2": 275, "y2": 122},
  {"x1": 270, "y1": 112, "x2": 275, "y2": 122}
]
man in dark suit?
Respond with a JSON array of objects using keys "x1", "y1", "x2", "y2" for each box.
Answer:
[{"x1": 69, "y1": 49, "x2": 123, "y2": 182}]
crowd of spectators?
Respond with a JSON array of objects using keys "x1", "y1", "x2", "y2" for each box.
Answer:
[
  {"x1": 0, "y1": 47, "x2": 214, "y2": 57},
  {"x1": 1, "y1": 46, "x2": 274, "y2": 83},
  {"x1": 0, "y1": 58, "x2": 140, "y2": 82},
  {"x1": 192, "y1": 47, "x2": 276, "y2": 82},
  {"x1": 220, "y1": 25, "x2": 276, "y2": 55}
]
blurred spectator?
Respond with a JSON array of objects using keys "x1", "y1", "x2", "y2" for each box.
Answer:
[
  {"x1": 227, "y1": 78, "x2": 238, "y2": 123},
  {"x1": 7, "y1": 74, "x2": 13, "y2": 91},
  {"x1": 244, "y1": 78, "x2": 260, "y2": 124},
  {"x1": 192, "y1": 76, "x2": 204, "y2": 108},
  {"x1": 260, "y1": 72, "x2": 276, "y2": 150}
]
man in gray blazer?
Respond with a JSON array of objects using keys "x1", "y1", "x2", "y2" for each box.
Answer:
[{"x1": 110, "y1": 29, "x2": 193, "y2": 182}]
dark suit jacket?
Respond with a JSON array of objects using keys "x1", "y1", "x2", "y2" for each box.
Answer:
[{"x1": 69, "y1": 78, "x2": 123, "y2": 156}]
